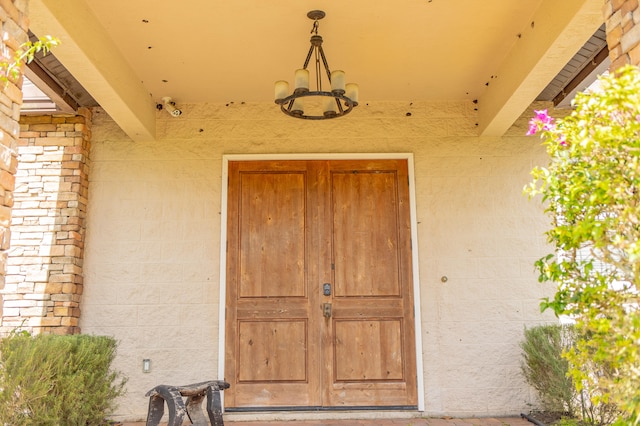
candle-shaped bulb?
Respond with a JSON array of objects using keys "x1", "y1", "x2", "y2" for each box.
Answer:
[
  {"x1": 324, "y1": 97, "x2": 338, "y2": 117},
  {"x1": 331, "y1": 70, "x2": 345, "y2": 93},
  {"x1": 295, "y1": 69, "x2": 309, "y2": 91},
  {"x1": 291, "y1": 97, "x2": 305, "y2": 116},
  {"x1": 276, "y1": 80, "x2": 289, "y2": 101},
  {"x1": 275, "y1": 80, "x2": 289, "y2": 101},
  {"x1": 345, "y1": 83, "x2": 359, "y2": 104}
]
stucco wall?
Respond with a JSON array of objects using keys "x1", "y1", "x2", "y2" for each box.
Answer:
[{"x1": 82, "y1": 100, "x2": 555, "y2": 421}]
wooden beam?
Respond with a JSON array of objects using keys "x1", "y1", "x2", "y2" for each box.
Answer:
[
  {"x1": 478, "y1": 0, "x2": 603, "y2": 136},
  {"x1": 27, "y1": 0, "x2": 156, "y2": 141}
]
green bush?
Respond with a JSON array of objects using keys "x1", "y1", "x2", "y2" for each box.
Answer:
[
  {"x1": 521, "y1": 324, "x2": 574, "y2": 415},
  {"x1": 0, "y1": 333, "x2": 127, "y2": 425},
  {"x1": 521, "y1": 324, "x2": 620, "y2": 425}
]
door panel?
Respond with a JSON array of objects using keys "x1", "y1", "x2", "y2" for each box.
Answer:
[
  {"x1": 238, "y1": 320, "x2": 308, "y2": 382},
  {"x1": 334, "y1": 319, "x2": 404, "y2": 381},
  {"x1": 332, "y1": 171, "x2": 401, "y2": 296},
  {"x1": 225, "y1": 159, "x2": 416, "y2": 409},
  {"x1": 239, "y1": 172, "x2": 306, "y2": 297}
]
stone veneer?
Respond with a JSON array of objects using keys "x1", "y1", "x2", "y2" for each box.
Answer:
[
  {"x1": 0, "y1": 109, "x2": 91, "y2": 335},
  {"x1": 0, "y1": 0, "x2": 29, "y2": 332},
  {"x1": 604, "y1": 0, "x2": 640, "y2": 69}
]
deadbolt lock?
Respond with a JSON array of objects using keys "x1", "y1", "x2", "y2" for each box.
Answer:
[{"x1": 323, "y1": 283, "x2": 331, "y2": 296}]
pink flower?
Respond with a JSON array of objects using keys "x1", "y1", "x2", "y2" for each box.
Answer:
[
  {"x1": 527, "y1": 109, "x2": 555, "y2": 135},
  {"x1": 526, "y1": 121, "x2": 538, "y2": 136}
]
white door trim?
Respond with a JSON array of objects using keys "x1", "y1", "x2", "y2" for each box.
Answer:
[{"x1": 217, "y1": 153, "x2": 425, "y2": 411}]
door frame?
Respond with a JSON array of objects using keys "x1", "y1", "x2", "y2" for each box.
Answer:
[{"x1": 217, "y1": 153, "x2": 425, "y2": 412}]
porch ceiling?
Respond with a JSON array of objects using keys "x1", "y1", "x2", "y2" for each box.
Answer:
[{"x1": 27, "y1": 0, "x2": 603, "y2": 141}]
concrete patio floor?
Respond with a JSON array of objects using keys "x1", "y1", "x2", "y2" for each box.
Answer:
[
  {"x1": 226, "y1": 417, "x2": 533, "y2": 425},
  {"x1": 123, "y1": 415, "x2": 534, "y2": 425}
]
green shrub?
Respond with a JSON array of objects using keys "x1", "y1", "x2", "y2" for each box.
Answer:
[
  {"x1": 521, "y1": 324, "x2": 574, "y2": 415},
  {"x1": 521, "y1": 324, "x2": 620, "y2": 425},
  {"x1": 0, "y1": 333, "x2": 127, "y2": 425}
]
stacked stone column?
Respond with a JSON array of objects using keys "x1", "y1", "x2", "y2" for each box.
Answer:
[
  {"x1": 0, "y1": 1, "x2": 29, "y2": 334},
  {"x1": 0, "y1": 109, "x2": 91, "y2": 335},
  {"x1": 604, "y1": 0, "x2": 640, "y2": 68}
]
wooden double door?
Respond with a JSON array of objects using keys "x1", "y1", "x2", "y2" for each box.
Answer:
[{"x1": 224, "y1": 159, "x2": 417, "y2": 409}]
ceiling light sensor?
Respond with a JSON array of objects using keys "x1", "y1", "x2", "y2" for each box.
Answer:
[{"x1": 160, "y1": 96, "x2": 182, "y2": 117}]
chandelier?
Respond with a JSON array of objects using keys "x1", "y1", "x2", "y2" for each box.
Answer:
[{"x1": 274, "y1": 10, "x2": 359, "y2": 120}]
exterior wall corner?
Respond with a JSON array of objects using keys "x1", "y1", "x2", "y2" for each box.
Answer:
[{"x1": 604, "y1": 0, "x2": 640, "y2": 68}]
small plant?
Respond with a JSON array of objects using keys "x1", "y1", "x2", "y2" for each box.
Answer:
[
  {"x1": 521, "y1": 324, "x2": 574, "y2": 416},
  {"x1": 0, "y1": 35, "x2": 59, "y2": 84},
  {"x1": 521, "y1": 324, "x2": 619, "y2": 425},
  {"x1": 0, "y1": 333, "x2": 127, "y2": 425}
]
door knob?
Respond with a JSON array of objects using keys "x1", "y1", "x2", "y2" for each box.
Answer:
[{"x1": 323, "y1": 303, "x2": 332, "y2": 318}]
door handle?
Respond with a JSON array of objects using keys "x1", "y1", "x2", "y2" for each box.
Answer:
[{"x1": 323, "y1": 303, "x2": 332, "y2": 318}]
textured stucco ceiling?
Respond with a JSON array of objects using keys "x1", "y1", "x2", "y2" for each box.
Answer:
[
  {"x1": 81, "y1": 0, "x2": 547, "y2": 103},
  {"x1": 27, "y1": 0, "x2": 605, "y2": 140}
]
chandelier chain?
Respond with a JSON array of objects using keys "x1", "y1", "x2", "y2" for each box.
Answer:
[{"x1": 315, "y1": 47, "x2": 322, "y2": 91}]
